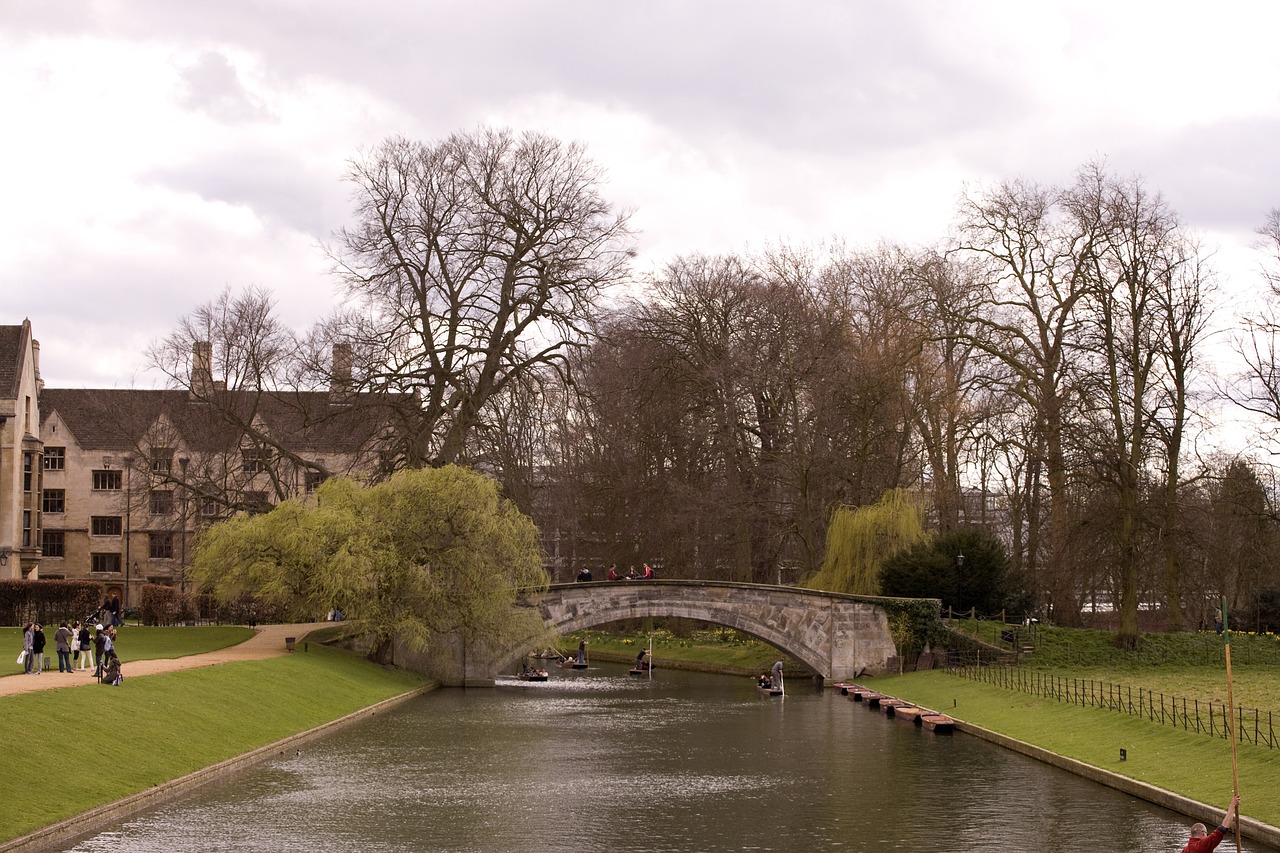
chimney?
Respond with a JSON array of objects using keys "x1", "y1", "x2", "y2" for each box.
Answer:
[
  {"x1": 191, "y1": 341, "x2": 214, "y2": 399},
  {"x1": 31, "y1": 337, "x2": 43, "y2": 393},
  {"x1": 331, "y1": 343, "x2": 352, "y2": 396}
]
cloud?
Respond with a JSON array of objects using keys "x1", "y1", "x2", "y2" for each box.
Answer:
[{"x1": 178, "y1": 51, "x2": 272, "y2": 124}]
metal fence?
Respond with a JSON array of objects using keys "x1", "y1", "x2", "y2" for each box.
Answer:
[{"x1": 946, "y1": 663, "x2": 1280, "y2": 749}]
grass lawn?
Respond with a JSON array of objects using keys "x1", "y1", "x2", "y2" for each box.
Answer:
[
  {"x1": 0, "y1": 643, "x2": 429, "y2": 843},
  {"x1": 2, "y1": 625, "x2": 254, "y2": 678},
  {"x1": 563, "y1": 626, "x2": 804, "y2": 675},
  {"x1": 868, "y1": 668, "x2": 1280, "y2": 830}
]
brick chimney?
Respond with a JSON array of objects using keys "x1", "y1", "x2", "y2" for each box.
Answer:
[{"x1": 191, "y1": 341, "x2": 214, "y2": 399}]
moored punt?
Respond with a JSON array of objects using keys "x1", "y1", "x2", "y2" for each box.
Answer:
[
  {"x1": 920, "y1": 713, "x2": 955, "y2": 732},
  {"x1": 879, "y1": 698, "x2": 909, "y2": 715},
  {"x1": 893, "y1": 706, "x2": 926, "y2": 723},
  {"x1": 862, "y1": 692, "x2": 887, "y2": 707},
  {"x1": 846, "y1": 688, "x2": 874, "y2": 702}
]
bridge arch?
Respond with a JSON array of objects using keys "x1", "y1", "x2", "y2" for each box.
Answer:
[{"x1": 482, "y1": 580, "x2": 904, "y2": 686}]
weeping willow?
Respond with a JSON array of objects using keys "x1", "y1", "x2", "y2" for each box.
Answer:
[{"x1": 803, "y1": 489, "x2": 928, "y2": 595}]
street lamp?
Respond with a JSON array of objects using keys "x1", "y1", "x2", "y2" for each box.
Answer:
[
  {"x1": 123, "y1": 456, "x2": 133, "y2": 607},
  {"x1": 178, "y1": 456, "x2": 189, "y2": 593}
]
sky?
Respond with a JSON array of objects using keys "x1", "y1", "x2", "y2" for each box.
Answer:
[{"x1": 2, "y1": 1, "x2": 1278, "y2": 389}]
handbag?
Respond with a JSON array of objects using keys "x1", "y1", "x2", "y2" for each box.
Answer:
[{"x1": 17, "y1": 650, "x2": 26, "y2": 664}]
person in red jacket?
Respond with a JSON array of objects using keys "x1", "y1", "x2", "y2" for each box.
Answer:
[{"x1": 1182, "y1": 794, "x2": 1240, "y2": 852}]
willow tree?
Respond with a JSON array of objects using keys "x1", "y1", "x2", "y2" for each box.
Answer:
[
  {"x1": 803, "y1": 488, "x2": 927, "y2": 595},
  {"x1": 188, "y1": 465, "x2": 551, "y2": 662}
]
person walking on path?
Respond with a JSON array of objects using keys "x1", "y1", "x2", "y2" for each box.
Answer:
[
  {"x1": 31, "y1": 624, "x2": 46, "y2": 674},
  {"x1": 77, "y1": 622, "x2": 93, "y2": 671},
  {"x1": 1181, "y1": 794, "x2": 1240, "y2": 852},
  {"x1": 21, "y1": 623, "x2": 34, "y2": 673},
  {"x1": 54, "y1": 623, "x2": 74, "y2": 673}
]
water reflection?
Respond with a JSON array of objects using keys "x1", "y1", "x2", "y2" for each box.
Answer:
[{"x1": 58, "y1": 664, "x2": 1274, "y2": 852}]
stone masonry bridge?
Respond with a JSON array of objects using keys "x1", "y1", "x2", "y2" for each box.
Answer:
[{"x1": 410, "y1": 580, "x2": 914, "y2": 686}]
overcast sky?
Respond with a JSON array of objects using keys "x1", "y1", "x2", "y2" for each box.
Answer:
[{"x1": 3, "y1": 1, "x2": 1278, "y2": 388}]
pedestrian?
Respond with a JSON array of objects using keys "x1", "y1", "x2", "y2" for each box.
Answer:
[
  {"x1": 1181, "y1": 794, "x2": 1240, "y2": 852},
  {"x1": 77, "y1": 621, "x2": 93, "y2": 671},
  {"x1": 21, "y1": 623, "x2": 34, "y2": 673},
  {"x1": 54, "y1": 622, "x2": 74, "y2": 673},
  {"x1": 93, "y1": 625, "x2": 107, "y2": 679},
  {"x1": 109, "y1": 593, "x2": 122, "y2": 627},
  {"x1": 31, "y1": 624, "x2": 46, "y2": 674}
]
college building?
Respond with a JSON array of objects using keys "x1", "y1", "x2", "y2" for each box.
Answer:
[{"x1": 0, "y1": 320, "x2": 400, "y2": 608}]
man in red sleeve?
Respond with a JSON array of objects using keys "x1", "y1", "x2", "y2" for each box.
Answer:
[{"x1": 1182, "y1": 795, "x2": 1240, "y2": 853}]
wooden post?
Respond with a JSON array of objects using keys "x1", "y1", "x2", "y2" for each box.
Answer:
[{"x1": 1222, "y1": 597, "x2": 1240, "y2": 852}]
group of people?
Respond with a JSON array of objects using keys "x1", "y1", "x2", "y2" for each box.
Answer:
[
  {"x1": 19, "y1": 619, "x2": 120, "y2": 683},
  {"x1": 576, "y1": 563, "x2": 657, "y2": 582},
  {"x1": 756, "y1": 660, "x2": 784, "y2": 690}
]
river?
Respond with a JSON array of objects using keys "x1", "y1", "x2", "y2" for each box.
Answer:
[{"x1": 54, "y1": 662, "x2": 1274, "y2": 852}]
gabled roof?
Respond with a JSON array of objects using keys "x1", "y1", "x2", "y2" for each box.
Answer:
[
  {"x1": 0, "y1": 322, "x2": 29, "y2": 400},
  {"x1": 39, "y1": 387, "x2": 405, "y2": 454}
]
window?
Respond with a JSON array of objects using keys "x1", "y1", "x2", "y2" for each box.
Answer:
[
  {"x1": 149, "y1": 490, "x2": 175, "y2": 515},
  {"x1": 92, "y1": 470, "x2": 122, "y2": 491},
  {"x1": 91, "y1": 516, "x2": 123, "y2": 536},
  {"x1": 149, "y1": 533, "x2": 174, "y2": 559},
  {"x1": 241, "y1": 448, "x2": 268, "y2": 474},
  {"x1": 42, "y1": 489, "x2": 65, "y2": 514},
  {"x1": 44, "y1": 447, "x2": 66, "y2": 470},
  {"x1": 42, "y1": 530, "x2": 64, "y2": 558},
  {"x1": 23, "y1": 452, "x2": 34, "y2": 492},
  {"x1": 91, "y1": 553, "x2": 122, "y2": 573},
  {"x1": 201, "y1": 498, "x2": 221, "y2": 518},
  {"x1": 304, "y1": 470, "x2": 327, "y2": 493},
  {"x1": 151, "y1": 448, "x2": 172, "y2": 473},
  {"x1": 22, "y1": 510, "x2": 32, "y2": 547},
  {"x1": 242, "y1": 491, "x2": 270, "y2": 514}
]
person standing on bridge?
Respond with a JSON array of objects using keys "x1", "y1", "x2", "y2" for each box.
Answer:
[{"x1": 1181, "y1": 794, "x2": 1239, "y2": 852}]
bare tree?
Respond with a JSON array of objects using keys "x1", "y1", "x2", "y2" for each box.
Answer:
[
  {"x1": 951, "y1": 178, "x2": 1094, "y2": 624},
  {"x1": 328, "y1": 129, "x2": 634, "y2": 468}
]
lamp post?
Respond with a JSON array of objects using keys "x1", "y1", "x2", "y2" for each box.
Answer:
[
  {"x1": 178, "y1": 456, "x2": 189, "y2": 593},
  {"x1": 123, "y1": 456, "x2": 133, "y2": 608}
]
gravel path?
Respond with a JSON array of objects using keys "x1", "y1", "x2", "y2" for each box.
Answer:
[{"x1": 0, "y1": 623, "x2": 329, "y2": 698}]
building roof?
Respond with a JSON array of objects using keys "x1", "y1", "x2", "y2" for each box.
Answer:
[
  {"x1": 39, "y1": 387, "x2": 404, "y2": 455},
  {"x1": 0, "y1": 323, "x2": 29, "y2": 400}
]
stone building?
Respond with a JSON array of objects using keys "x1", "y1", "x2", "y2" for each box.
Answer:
[
  {"x1": 1, "y1": 320, "x2": 403, "y2": 608},
  {"x1": 0, "y1": 320, "x2": 44, "y2": 580}
]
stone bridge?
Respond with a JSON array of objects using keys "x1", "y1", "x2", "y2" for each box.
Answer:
[{"x1": 410, "y1": 580, "x2": 916, "y2": 686}]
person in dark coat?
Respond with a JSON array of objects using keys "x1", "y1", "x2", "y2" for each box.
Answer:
[
  {"x1": 77, "y1": 622, "x2": 93, "y2": 671},
  {"x1": 31, "y1": 624, "x2": 46, "y2": 674}
]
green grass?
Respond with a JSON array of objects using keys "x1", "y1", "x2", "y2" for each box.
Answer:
[
  {"x1": 2, "y1": 625, "x2": 254, "y2": 678},
  {"x1": 564, "y1": 627, "x2": 803, "y2": 674},
  {"x1": 951, "y1": 619, "x2": 1280, "y2": 709},
  {"x1": 0, "y1": 643, "x2": 429, "y2": 843},
  {"x1": 868, "y1": 669, "x2": 1280, "y2": 828}
]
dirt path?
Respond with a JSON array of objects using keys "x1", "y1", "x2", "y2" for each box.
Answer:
[{"x1": 0, "y1": 623, "x2": 329, "y2": 698}]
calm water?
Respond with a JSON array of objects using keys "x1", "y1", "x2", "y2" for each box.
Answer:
[{"x1": 56, "y1": 663, "x2": 1272, "y2": 852}]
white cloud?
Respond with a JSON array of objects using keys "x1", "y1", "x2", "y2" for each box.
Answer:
[{"x1": 1, "y1": 1, "x2": 1277, "y2": 390}]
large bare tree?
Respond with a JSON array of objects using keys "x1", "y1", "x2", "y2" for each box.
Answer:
[{"x1": 329, "y1": 129, "x2": 634, "y2": 468}]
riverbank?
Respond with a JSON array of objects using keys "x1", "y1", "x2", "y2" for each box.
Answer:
[
  {"x1": 866, "y1": 669, "x2": 1280, "y2": 845},
  {"x1": 0, "y1": 639, "x2": 431, "y2": 849}
]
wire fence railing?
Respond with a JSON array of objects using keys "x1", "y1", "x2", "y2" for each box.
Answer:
[{"x1": 945, "y1": 663, "x2": 1280, "y2": 749}]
